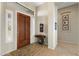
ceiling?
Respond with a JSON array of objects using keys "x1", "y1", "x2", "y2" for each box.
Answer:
[
  {"x1": 23, "y1": 2, "x2": 45, "y2": 7},
  {"x1": 21, "y1": 2, "x2": 77, "y2": 9},
  {"x1": 55, "y1": 2, "x2": 77, "y2": 9},
  {"x1": 29, "y1": 2, "x2": 77, "y2": 8},
  {"x1": 30, "y1": 2, "x2": 45, "y2": 6}
]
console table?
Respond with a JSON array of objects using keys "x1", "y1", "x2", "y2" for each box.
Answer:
[{"x1": 35, "y1": 34, "x2": 46, "y2": 44}]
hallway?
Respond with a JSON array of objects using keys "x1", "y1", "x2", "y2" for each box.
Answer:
[{"x1": 0, "y1": 2, "x2": 79, "y2": 56}]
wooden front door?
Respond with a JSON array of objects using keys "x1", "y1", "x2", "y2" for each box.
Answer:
[{"x1": 17, "y1": 12, "x2": 30, "y2": 49}]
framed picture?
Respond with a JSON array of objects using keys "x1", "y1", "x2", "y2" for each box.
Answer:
[
  {"x1": 5, "y1": 9, "x2": 13, "y2": 43},
  {"x1": 62, "y1": 14, "x2": 69, "y2": 31},
  {"x1": 40, "y1": 23, "x2": 44, "y2": 32}
]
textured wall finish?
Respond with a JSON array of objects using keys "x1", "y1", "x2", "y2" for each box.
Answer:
[{"x1": 58, "y1": 3, "x2": 79, "y2": 45}]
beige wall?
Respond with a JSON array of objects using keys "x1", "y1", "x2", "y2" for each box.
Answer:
[
  {"x1": 36, "y1": 16, "x2": 48, "y2": 34},
  {"x1": 58, "y1": 3, "x2": 79, "y2": 45},
  {"x1": 0, "y1": 2, "x2": 1, "y2": 55},
  {"x1": 0, "y1": 2, "x2": 35, "y2": 55},
  {"x1": 78, "y1": 3, "x2": 79, "y2": 45}
]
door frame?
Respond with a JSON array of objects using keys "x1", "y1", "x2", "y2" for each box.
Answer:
[{"x1": 15, "y1": 10, "x2": 33, "y2": 49}]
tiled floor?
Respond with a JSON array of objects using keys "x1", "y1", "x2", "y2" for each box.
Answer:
[{"x1": 5, "y1": 42, "x2": 79, "y2": 56}]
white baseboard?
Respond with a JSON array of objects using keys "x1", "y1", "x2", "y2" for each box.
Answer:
[
  {"x1": 1, "y1": 48, "x2": 16, "y2": 56},
  {"x1": 58, "y1": 40, "x2": 78, "y2": 45},
  {"x1": 48, "y1": 46, "x2": 55, "y2": 50}
]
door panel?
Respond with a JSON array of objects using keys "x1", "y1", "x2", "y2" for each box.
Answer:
[
  {"x1": 17, "y1": 13, "x2": 24, "y2": 49},
  {"x1": 25, "y1": 16, "x2": 30, "y2": 45},
  {"x1": 17, "y1": 12, "x2": 30, "y2": 49}
]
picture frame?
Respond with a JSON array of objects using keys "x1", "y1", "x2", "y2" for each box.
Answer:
[
  {"x1": 62, "y1": 14, "x2": 69, "y2": 31},
  {"x1": 40, "y1": 23, "x2": 44, "y2": 32},
  {"x1": 5, "y1": 9, "x2": 13, "y2": 43}
]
